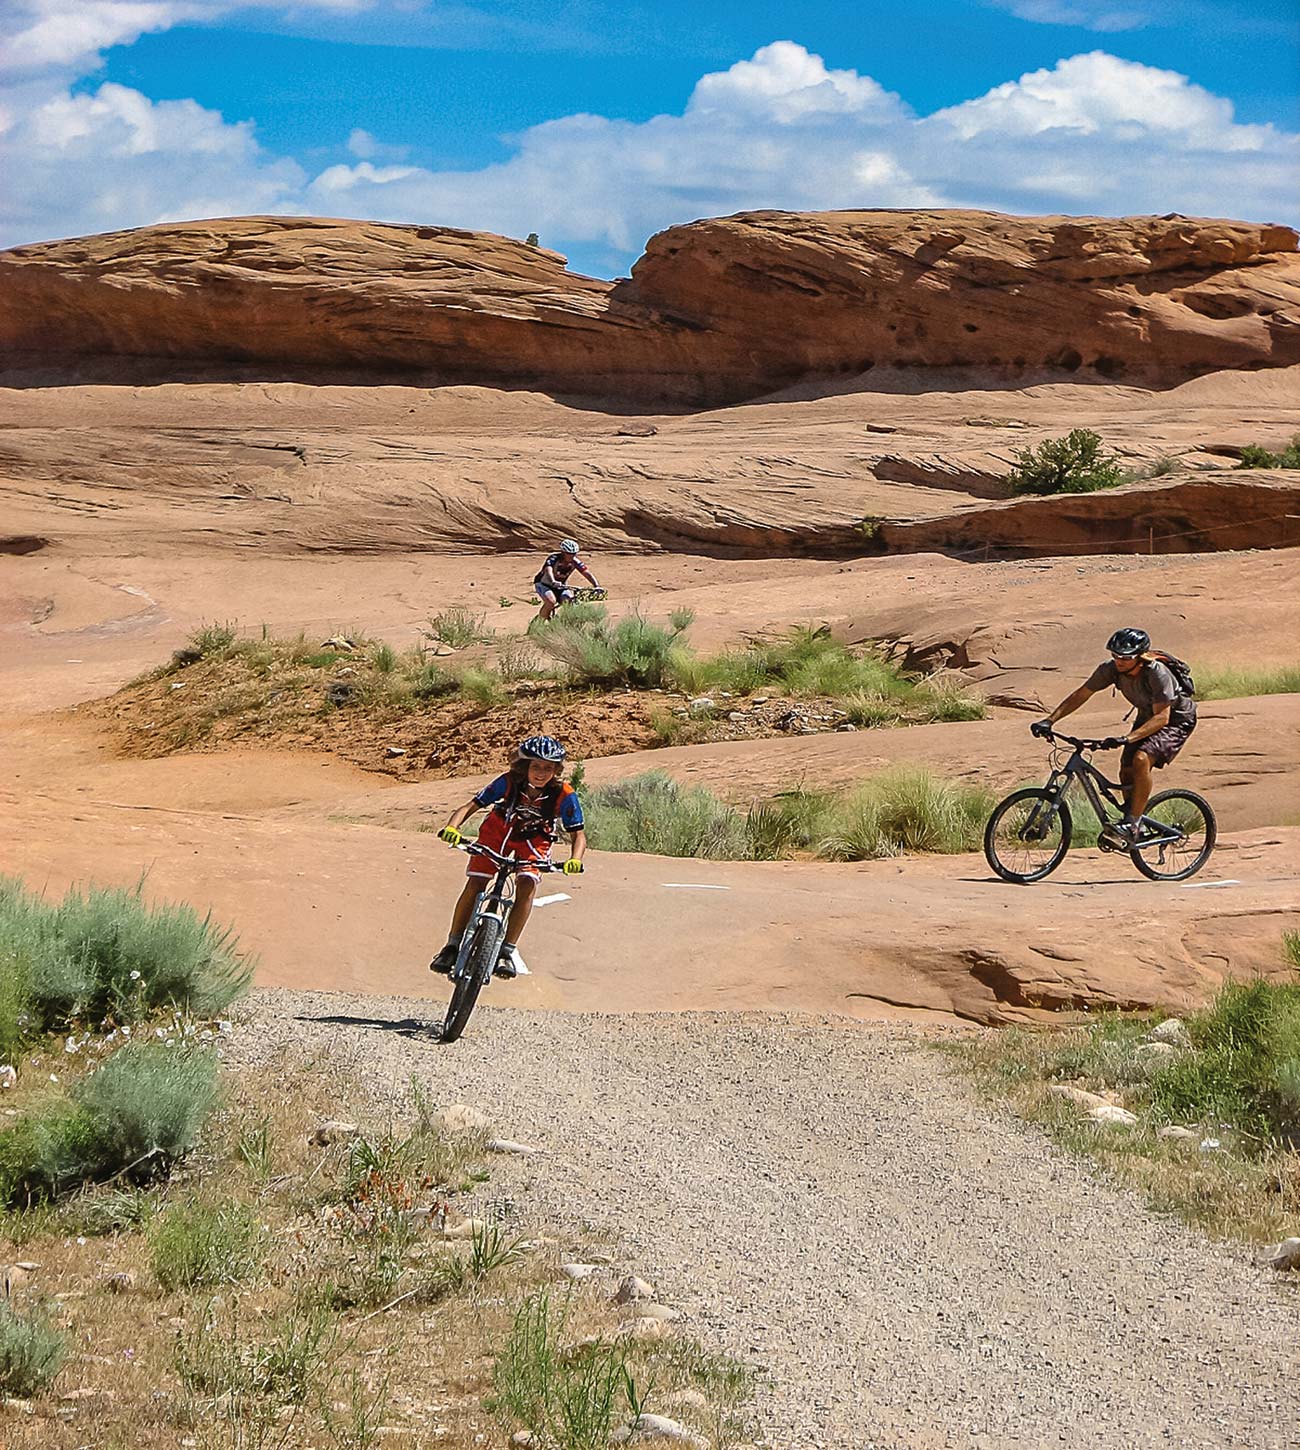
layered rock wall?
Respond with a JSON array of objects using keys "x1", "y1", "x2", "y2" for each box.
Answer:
[{"x1": 2, "y1": 210, "x2": 1297, "y2": 402}]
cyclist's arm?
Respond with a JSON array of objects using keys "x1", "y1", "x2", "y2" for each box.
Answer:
[
  {"x1": 1044, "y1": 684, "x2": 1095, "y2": 724},
  {"x1": 537, "y1": 562, "x2": 561, "y2": 587},
  {"x1": 442, "y1": 796, "x2": 483, "y2": 832},
  {"x1": 575, "y1": 564, "x2": 599, "y2": 587},
  {"x1": 567, "y1": 826, "x2": 588, "y2": 865},
  {"x1": 1125, "y1": 702, "x2": 1172, "y2": 744}
]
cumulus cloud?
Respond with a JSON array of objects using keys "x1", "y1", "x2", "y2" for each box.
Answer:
[{"x1": 1, "y1": 21, "x2": 1295, "y2": 264}]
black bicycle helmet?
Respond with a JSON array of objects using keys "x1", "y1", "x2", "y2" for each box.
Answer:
[
  {"x1": 1106, "y1": 627, "x2": 1150, "y2": 658},
  {"x1": 516, "y1": 734, "x2": 566, "y2": 764}
]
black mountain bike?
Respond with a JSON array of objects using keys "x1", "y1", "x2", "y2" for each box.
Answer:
[
  {"x1": 984, "y1": 728, "x2": 1216, "y2": 885},
  {"x1": 438, "y1": 840, "x2": 556, "y2": 1043}
]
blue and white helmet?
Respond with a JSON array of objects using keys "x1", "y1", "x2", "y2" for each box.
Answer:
[
  {"x1": 559, "y1": 538, "x2": 579, "y2": 555},
  {"x1": 517, "y1": 734, "x2": 566, "y2": 764}
]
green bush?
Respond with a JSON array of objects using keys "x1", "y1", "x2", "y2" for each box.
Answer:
[
  {"x1": 150, "y1": 1196, "x2": 263, "y2": 1291},
  {"x1": 408, "y1": 660, "x2": 459, "y2": 700},
  {"x1": 425, "y1": 607, "x2": 490, "y2": 649},
  {"x1": 0, "y1": 1301, "x2": 68, "y2": 1397},
  {"x1": 456, "y1": 666, "x2": 506, "y2": 708},
  {"x1": 1007, "y1": 429, "x2": 1127, "y2": 496},
  {"x1": 535, "y1": 607, "x2": 690, "y2": 689},
  {"x1": 1150, "y1": 977, "x2": 1300, "y2": 1142},
  {"x1": 581, "y1": 769, "x2": 994, "y2": 863},
  {"x1": 0, "y1": 878, "x2": 251, "y2": 1040},
  {"x1": 1235, "y1": 435, "x2": 1300, "y2": 470},
  {"x1": 0, "y1": 1042, "x2": 218, "y2": 1205}
]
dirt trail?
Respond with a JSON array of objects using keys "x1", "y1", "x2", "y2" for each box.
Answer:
[{"x1": 230, "y1": 995, "x2": 1300, "y2": 1449}]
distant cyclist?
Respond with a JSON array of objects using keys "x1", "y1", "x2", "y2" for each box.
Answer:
[
  {"x1": 430, "y1": 735, "x2": 586, "y2": 978},
  {"x1": 534, "y1": 539, "x2": 601, "y2": 621},
  {"x1": 1032, "y1": 627, "x2": 1197, "y2": 848}
]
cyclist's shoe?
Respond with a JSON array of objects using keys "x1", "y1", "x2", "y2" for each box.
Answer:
[
  {"x1": 1098, "y1": 821, "x2": 1137, "y2": 850},
  {"x1": 429, "y1": 941, "x2": 459, "y2": 975},
  {"x1": 496, "y1": 943, "x2": 523, "y2": 978}
]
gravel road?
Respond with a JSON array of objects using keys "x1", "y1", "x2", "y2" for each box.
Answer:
[{"x1": 228, "y1": 990, "x2": 1298, "y2": 1449}]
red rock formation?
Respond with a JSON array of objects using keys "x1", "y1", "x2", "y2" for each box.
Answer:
[{"x1": 1, "y1": 210, "x2": 1297, "y2": 402}]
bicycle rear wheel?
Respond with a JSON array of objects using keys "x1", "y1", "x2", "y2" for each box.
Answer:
[
  {"x1": 984, "y1": 789, "x2": 1072, "y2": 884},
  {"x1": 441, "y1": 917, "x2": 503, "y2": 1043},
  {"x1": 1130, "y1": 789, "x2": 1216, "y2": 882}
]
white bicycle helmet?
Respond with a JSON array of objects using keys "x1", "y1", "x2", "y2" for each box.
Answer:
[{"x1": 559, "y1": 538, "x2": 579, "y2": 555}]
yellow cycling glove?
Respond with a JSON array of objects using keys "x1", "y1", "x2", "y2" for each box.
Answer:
[
  {"x1": 438, "y1": 826, "x2": 463, "y2": 846},
  {"x1": 562, "y1": 858, "x2": 584, "y2": 875}
]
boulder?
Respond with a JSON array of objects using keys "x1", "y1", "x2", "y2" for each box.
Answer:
[
  {"x1": 434, "y1": 1103, "x2": 492, "y2": 1135},
  {"x1": 1150, "y1": 1018, "x2": 1193, "y2": 1048},
  {"x1": 1265, "y1": 1238, "x2": 1300, "y2": 1272},
  {"x1": 614, "y1": 1274, "x2": 655, "y2": 1304}
]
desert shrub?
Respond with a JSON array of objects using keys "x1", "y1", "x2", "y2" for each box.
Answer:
[
  {"x1": 188, "y1": 621, "x2": 239, "y2": 658},
  {"x1": 456, "y1": 666, "x2": 507, "y2": 708},
  {"x1": 918, "y1": 677, "x2": 989, "y2": 723},
  {"x1": 1194, "y1": 664, "x2": 1300, "y2": 700},
  {"x1": 408, "y1": 660, "x2": 459, "y2": 700},
  {"x1": 150, "y1": 1196, "x2": 263, "y2": 1291},
  {"x1": 497, "y1": 634, "x2": 546, "y2": 682},
  {"x1": 0, "y1": 1042, "x2": 219, "y2": 1205},
  {"x1": 1007, "y1": 429, "x2": 1127, "y2": 496},
  {"x1": 582, "y1": 770, "x2": 992, "y2": 864},
  {"x1": 0, "y1": 1301, "x2": 68, "y2": 1397},
  {"x1": 177, "y1": 1302, "x2": 335, "y2": 1406},
  {"x1": 0, "y1": 877, "x2": 251, "y2": 1037},
  {"x1": 1235, "y1": 435, "x2": 1300, "y2": 470},
  {"x1": 1150, "y1": 977, "x2": 1300, "y2": 1142},
  {"x1": 372, "y1": 642, "x2": 398, "y2": 674},
  {"x1": 535, "y1": 608, "x2": 690, "y2": 690},
  {"x1": 582, "y1": 772, "x2": 754, "y2": 859},
  {"x1": 492, "y1": 1291, "x2": 643, "y2": 1450},
  {"x1": 425, "y1": 607, "x2": 490, "y2": 649}
]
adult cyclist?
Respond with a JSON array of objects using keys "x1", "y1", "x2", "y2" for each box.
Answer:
[
  {"x1": 1032, "y1": 627, "x2": 1197, "y2": 849},
  {"x1": 534, "y1": 539, "x2": 600, "y2": 621}
]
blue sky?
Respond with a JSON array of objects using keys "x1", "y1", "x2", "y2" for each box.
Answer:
[{"x1": 3, "y1": 1, "x2": 1297, "y2": 274}]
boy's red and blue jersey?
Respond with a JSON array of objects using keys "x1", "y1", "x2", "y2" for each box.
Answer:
[
  {"x1": 474, "y1": 774, "x2": 584, "y2": 842},
  {"x1": 534, "y1": 552, "x2": 586, "y2": 587}
]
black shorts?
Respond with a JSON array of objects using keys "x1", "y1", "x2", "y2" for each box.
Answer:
[{"x1": 1123, "y1": 714, "x2": 1196, "y2": 770}]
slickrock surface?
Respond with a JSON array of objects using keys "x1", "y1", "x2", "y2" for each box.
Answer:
[{"x1": 2, "y1": 210, "x2": 1298, "y2": 401}]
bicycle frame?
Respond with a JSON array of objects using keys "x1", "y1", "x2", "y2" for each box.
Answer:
[
  {"x1": 1030, "y1": 733, "x2": 1186, "y2": 847},
  {"x1": 450, "y1": 840, "x2": 554, "y2": 981}
]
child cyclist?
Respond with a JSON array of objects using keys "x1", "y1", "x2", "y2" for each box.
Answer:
[{"x1": 430, "y1": 735, "x2": 586, "y2": 978}]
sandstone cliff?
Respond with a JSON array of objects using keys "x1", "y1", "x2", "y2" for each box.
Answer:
[{"x1": 1, "y1": 210, "x2": 1297, "y2": 402}]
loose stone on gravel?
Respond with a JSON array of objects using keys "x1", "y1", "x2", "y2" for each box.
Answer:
[
  {"x1": 560, "y1": 1263, "x2": 599, "y2": 1281},
  {"x1": 614, "y1": 1274, "x2": 655, "y2": 1303},
  {"x1": 1149, "y1": 1018, "x2": 1192, "y2": 1048},
  {"x1": 614, "y1": 1413, "x2": 707, "y2": 1447},
  {"x1": 434, "y1": 1103, "x2": 492, "y2": 1134},
  {"x1": 1264, "y1": 1237, "x2": 1300, "y2": 1271},
  {"x1": 486, "y1": 1137, "x2": 541, "y2": 1155},
  {"x1": 308, "y1": 1119, "x2": 358, "y2": 1146}
]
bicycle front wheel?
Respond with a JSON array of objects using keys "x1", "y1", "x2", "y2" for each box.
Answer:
[
  {"x1": 1130, "y1": 789, "x2": 1216, "y2": 882},
  {"x1": 984, "y1": 789, "x2": 1072, "y2": 884},
  {"x1": 441, "y1": 917, "x2": 503, "y2": 1043}
]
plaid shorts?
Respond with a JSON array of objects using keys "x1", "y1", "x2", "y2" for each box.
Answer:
[{"x1": 1123, "y1": 715, "x2": 1196, "y2": 770}]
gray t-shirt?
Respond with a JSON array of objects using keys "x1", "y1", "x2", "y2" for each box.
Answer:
[{"x1": 1084, "y1": 659, "x2": 1195, "y2": 726}]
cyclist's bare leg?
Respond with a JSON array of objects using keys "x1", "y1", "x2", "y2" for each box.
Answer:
[
  {"x1": 503, "y1": 876, "x2": 537, "y2": 948},
  {"x1": 445, "y1": 879, "x2": 481, "y2": 945},
  {"x1": 537, "y1": 586, "x2": 559, "y2": 620},
  {"x1": 1121, "y1": 750, "x2": 1155, "y2": 820}
]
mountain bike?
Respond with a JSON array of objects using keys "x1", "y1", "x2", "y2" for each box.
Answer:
[
  {"x1": 437, "y1": 840, "x2": 556, "y2": 1043},
  {"x1": 984, "y1": 727, "x2": 1216, "y2": 885}
]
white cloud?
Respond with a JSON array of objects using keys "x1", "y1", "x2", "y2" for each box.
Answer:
[
  {"x1": 1, "y1": 23, "x2": 1295, "y2": 266},
  {"x1": 991, "y1": 0, "x2": 1152, "y2": 32}
]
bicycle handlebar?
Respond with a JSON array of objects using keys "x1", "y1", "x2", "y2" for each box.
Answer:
[
  {"x1": 447, "y1": 839, "x2": 558, "y2": 872},
  {"x1": 1037, "y1": 726, "x2": 1117, "y2": 751}
]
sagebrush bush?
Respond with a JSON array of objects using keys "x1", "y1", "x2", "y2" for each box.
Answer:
[
  {"x1": 1194, "y1": 664, "x2": 1300, "y2": 701},
  {"x1": 188, "y1": 621, "x2": 238, "y2": 658},
  {"x1": 150, "y1": 1195, "x2": 263, "y2": 1290},
  {"x1": 0, "y1": 1301, "x2": 68, "y2": 1396},
  {"x1": 1007, "y1": 429, "x2": 1127, "y2": 496},
  {"x1": 425, "y1": 607, "x2": 490, "y2": 649},
  {"x1": 0, "y1": 878, "x2": 251, "y2": 1042},
  {"x1": 534, "y1": 607, "x2": 690, "y2": 689},
  {"x1": 0, "y1": 1042, "x2": 218, "y2": 1205}
]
